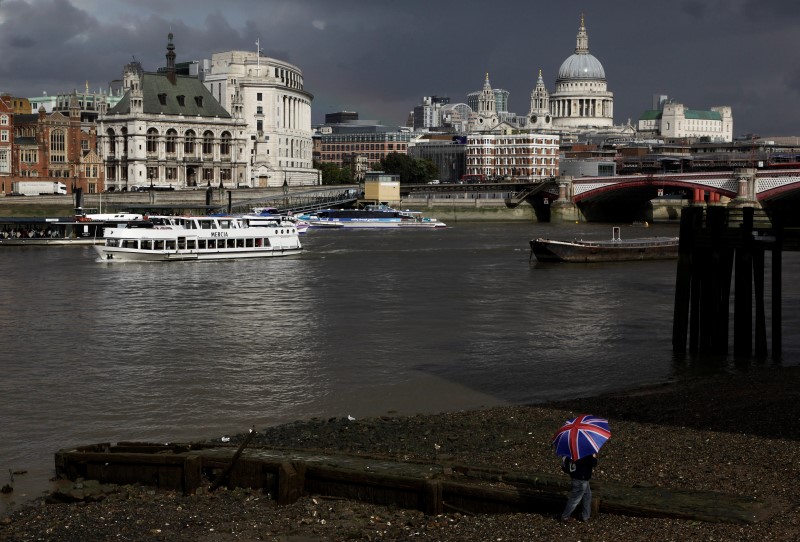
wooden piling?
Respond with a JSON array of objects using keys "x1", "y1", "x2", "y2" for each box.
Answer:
[
  {"x1": 733, "y1": 208, "x2": 754, "y2": 356},
  {"x1": 672, "y1": 206, "x2": 793, "y2": 359},
  {"x1": 672, "y1": 207, "x2": 700, "y2": 353}
]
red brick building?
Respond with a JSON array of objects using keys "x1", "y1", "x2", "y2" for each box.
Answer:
[
  {"x1": 11, "y1": 95, "x2": 102, "y2": 194},
  {"x1": 0, "y1": 96, "x2": 12, "y2": 187}
]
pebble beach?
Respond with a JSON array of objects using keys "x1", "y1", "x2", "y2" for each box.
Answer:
[{"x1": 2, "y1": 365, "x2": 800, "y2": 541}]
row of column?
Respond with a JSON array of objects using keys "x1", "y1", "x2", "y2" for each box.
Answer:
[
  {"x1": 282, "y1": 96, "x2": 310, "y2": 130},
  {"x1": 551, "y1": 98, "x2": 611, "y2": 118}
]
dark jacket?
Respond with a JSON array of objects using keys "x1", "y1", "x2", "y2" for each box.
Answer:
[{"x1": 566, "y1": 454, "x2": 597, "y2": 481}]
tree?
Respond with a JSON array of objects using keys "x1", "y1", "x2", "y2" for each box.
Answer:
[
  {"x1": 375, "y1": 153, "x2": 438, "y2": 183},
  {"x1": 314, "y1": 161, "x2": 353, "y2": 185}
]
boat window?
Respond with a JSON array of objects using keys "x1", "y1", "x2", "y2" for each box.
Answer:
[
  {"x1": 177, "y1": 237, "x2": 186, "y2": 250},
  {"x1": 141, "y1": 240, "x2": 152, "y2": 250},
  {"x1": 154, "y1": 240, "x2": 165, "y2": 250},
  {"x1": 226, "y1": 239, "x2": 235, "y2": 249},
  {"x1": 245, "y1": 238, "x2": 254, "y2": 248},
  {"x1": 187, "y1": 239, "x2": 196, "y2": 250},
  {"x1": 200, "y1": 220, "x2": 211, "y2": 229},
  {"x1": 255, "y1": 238, "x2": 262, "y2": 247},
  {"x1": 236, "y1": 239, "x2": 244, "y2": 248},
  {"x1": 219, "y1": 220, "x2": 230, "y2": 229},
  {"x1": 165, "y1": 240, "x2": 176, "y2": 250},
  {"x1": 263, "y1": 238, "x2": 271, "y2": 247},
  {"x1": 198, "y1": 239, "x2": 207, "y2": 250},
  {"x1": 122, "y1": 239, "x2": 138, "y2": 249},
  {"x1": 107, "y1": 239, "x2": 119, "y2": 247}
]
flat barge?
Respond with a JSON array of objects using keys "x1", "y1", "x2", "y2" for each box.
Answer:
[{"x1": 531, "y1": 227, "x2": 679, "y2": 263}]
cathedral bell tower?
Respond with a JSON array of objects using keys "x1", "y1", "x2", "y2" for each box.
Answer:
[
  {"x1": 528, "y1": 69, "x2": 552, "y2": 130},
  {"x1": 471, "y1": 72, "x2": 499, "y2": 132}
]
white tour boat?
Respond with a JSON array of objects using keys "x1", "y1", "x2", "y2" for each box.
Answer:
[
  {"x1": 298, "y1": 205, "x2": 446, "y2": 229},
  {"x1": 94, "y1": 215, "x2": 302, "y2": 262},
  {"x1": 244, "y1": 207, "x2": 310, "y2": 234}
]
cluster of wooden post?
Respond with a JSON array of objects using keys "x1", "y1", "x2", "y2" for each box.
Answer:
[{"x1": 672, "y1": 206, "x2": 783, "y2": 358}]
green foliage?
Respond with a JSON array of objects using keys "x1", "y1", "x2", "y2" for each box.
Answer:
[
  {"x1": 314, "y1": 161, "x2": 353, "y2": 185},
  {"x1": 375, "y1": 153, "x2": 438, "y2": 184}
]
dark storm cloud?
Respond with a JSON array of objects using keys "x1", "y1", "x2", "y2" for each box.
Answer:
[{"x1": 1, "y1": 0, "x2": 799, "y2": 136}]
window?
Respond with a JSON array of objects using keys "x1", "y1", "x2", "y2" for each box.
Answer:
[
  {"x1": 50, "y1": 130, "x2": 66, "y2": 163},
  {"x1": 256, "y1": 92, "x2": 262, "y2": 101},
  {"x1": 202, "y1": 131, "x2": 213, "y2": 155},
  {"x1": 256, "y1": 106, "x2": 263, "y2": 115},
  {"x1": 165, "y1": 129, "x2": 177, "y2": 154},
  {"x1": 0, "y1": 130, "x2": 7, "y2": 142},
  {"x1": 184, "y1": 130, "x2": 196, "y2": 154},
  {"x1": 177, "y1": 95, "x2": 185, "y2": 106},
  {"x1": 194, "y1": 96, "x2": 203, "y2": 107},
  {"x1": 146, "y1": 128, "x2": 158, "y2": 154},
  {"x1": 0, "y1": 149, "x2": 8, "y2": 173},
  {"x1": 158, "y1": 93, "x2": 167, "y2": 106},
  {"x1": 0, "y1": 115, "x2": 7, "y2": 125},
  {"x1": 220, "y1": 132, "x2": 231, "y2": 157}
]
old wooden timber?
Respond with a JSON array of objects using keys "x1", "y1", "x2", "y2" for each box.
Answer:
[
  {"x1": 673, "y1": 206, "x2": 800, "y2": 358},
  {"x1": 55, "y1": 441, "x2": 774, "y2": 524}
]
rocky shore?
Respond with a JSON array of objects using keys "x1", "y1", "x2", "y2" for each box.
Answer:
[{"x1": 2, "y1": 365, "x2": 800, "y2": 541}]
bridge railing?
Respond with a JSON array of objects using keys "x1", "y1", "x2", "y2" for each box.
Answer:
[{"x1": 228, "y1": 187, "x2": 359, "y2": 214}]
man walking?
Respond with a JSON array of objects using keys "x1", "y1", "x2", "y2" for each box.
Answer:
[{"x1": 560, "y1": 453, "x2": 597, "y2": 522}]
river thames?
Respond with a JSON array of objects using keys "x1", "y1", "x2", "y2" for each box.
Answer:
[{"x1": 2, "y1": 220, "x2": 798, "y2": 512}]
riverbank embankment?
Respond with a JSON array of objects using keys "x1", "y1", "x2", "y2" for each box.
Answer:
[{"x1": 2, "y1": 365, "x2": 799, "y2": 541}]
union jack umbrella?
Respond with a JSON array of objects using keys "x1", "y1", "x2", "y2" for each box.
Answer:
[{"x1": 552, "y1": 414, "x2": 611, "y2": 460}]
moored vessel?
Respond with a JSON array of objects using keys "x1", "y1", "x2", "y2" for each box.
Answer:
[
  {"x1": 530, "y1": 227, "x2": 679, "y2": 263},
  {"x1": 299, "y1": 204, "x2": 446, "y2": 229},
  {"x1": 94, "y1": 215, "x2": 302, "y2": 262}
]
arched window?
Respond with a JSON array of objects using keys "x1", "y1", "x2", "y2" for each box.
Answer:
[
  {"x1": 165, "y1": 129, "x2": 178, "y2": 155},
  {"x1": 121, "y1": 127, "x2": 128, "y2": 154},
  {"x1": 220, "y1": 131, "x2": 231, "y2": 157},
  {"x1": 202, "y1": 130, "x2": 214, "y2": 156},
  {"x1": 146, "y1": 128, "x2": 159, "y2": 154},
  {"x1": 184, "y1": 130, "x2": 196, "y2": 155},
  {"x1": 106, "y1": 128, "x2": 116, "y2": 154}
]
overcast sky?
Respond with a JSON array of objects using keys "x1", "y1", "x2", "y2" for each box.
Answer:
[{"x1": 1, "y1": 0, "x2": 799, "y2": 137}]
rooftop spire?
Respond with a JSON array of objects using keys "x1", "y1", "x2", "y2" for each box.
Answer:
[
  {"x1": 575, "y1": 13, "x2": 589, "y2": 54},
  {"x1": 166, "y1": 32, "x2": 177, "y2": 84}
]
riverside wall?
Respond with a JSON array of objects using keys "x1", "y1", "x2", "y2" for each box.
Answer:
[{"x1": 0, "y1": 189, "x2": 692, "y2": 223}]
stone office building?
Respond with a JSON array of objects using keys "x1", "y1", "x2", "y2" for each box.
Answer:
[{"x1": 98, "y1": 35, "x2": 248, "y2": 191}]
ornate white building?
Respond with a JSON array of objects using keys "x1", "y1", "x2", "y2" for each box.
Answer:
[
  {"x1": 202, "y1": 46, "x2": 319, "y2": 187},
  {"x1": 637, "y1": 97, "x2": 733, "y2": 142},
  {"x1": 467, "y1": 16, "x2": 633, "y2": 140},
  {"x1": 547, "y1": 15, "x2": 614, "y2": 131},
  {"x1": 99, "y1": 35, "x2": 248, "y2": 191}
]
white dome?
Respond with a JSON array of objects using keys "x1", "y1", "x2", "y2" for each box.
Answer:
[{"x1": 557, "y1": 53, "x2": 606, "y2": 82}]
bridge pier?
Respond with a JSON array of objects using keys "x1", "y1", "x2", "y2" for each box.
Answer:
[{"x1": 549, "y1": 177, "x2": 582, "y2": 222}]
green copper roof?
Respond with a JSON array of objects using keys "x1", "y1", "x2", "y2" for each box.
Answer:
[
  {"x1": 107, "y1": 73, "x2": 230, "y2": 118},
  {"x1": 638, "y1": 110, "x2": 662, "y2": 121},
  {"x1": 684, "y1": 110, "x2": 722, "y2": 121},
  {"x1": 638, "y1": 109, "x2": 722, "y2": 122}
]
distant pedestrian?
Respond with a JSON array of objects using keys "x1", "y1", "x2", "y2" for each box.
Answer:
[{"x1": 560, "y1": 453, "x2": 597, "y2": 522}]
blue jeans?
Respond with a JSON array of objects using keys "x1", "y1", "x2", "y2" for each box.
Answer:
[{"x1": 561, "y1": 479, "x2": 592, "y2": 520}]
